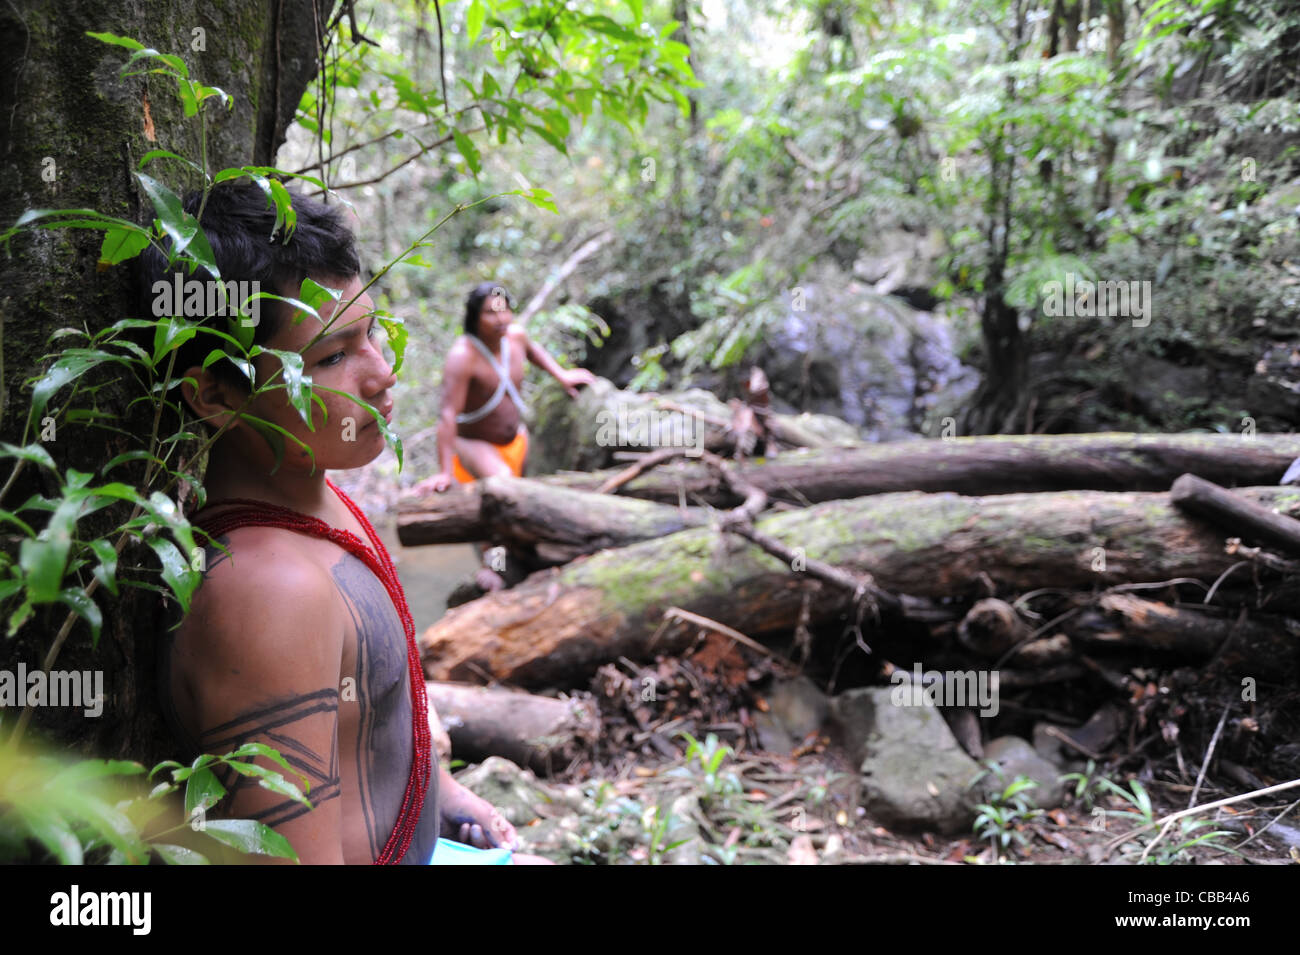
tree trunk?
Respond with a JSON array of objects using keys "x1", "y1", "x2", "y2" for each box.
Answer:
[
  {"x1": 0, "y1": 0, "x2": 330, "y2": 763},
  {"x1": 398, "y1": 433, "x2": 1300, "y2": 548},
  {"x1": 420, "y1": 485, "x2": 1300, "y2": 688}
]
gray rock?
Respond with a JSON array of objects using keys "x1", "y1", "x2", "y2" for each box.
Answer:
[
  {"x1": 768, "y1": 675, "x2": 830, "y2": 742},
  {"x1": 831, "y1": 687, "x2": 983, "y2": 834},
  {"x1": 753, "y1": 710, "x2": 796, "y2": 755},
  {"x1": 1032, "y1": 721, "x2": 1069, "y2": 767},
  {"x1": 979, "y1": 736, "x2": 1067, "y2": 809}
]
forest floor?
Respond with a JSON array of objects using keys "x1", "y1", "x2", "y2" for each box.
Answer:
[{"x1": 442, "y1": 628, "x2": 1300, "y2": 867}]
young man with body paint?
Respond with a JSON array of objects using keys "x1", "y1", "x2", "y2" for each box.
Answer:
[{"x1": 147, "y1": 182, "x2": 548, "y2": 864}]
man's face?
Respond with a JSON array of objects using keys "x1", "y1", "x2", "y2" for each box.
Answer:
[
  {"x1": 245, "y1": 274, "x2": 396, "y2": 473},
  {"x1": 477, "y1": 291, "x2": 512, "y2": 339}
]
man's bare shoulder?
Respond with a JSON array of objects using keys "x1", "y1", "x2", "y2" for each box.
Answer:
[
  {"x1": 185, "y1": 525, "x2": 342, "y2": 659},
  {"x1": 446, "y1": 335, "x2": 477, "y2": 363}
]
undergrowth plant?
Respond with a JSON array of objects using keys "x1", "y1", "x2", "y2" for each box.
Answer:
[{"x1": 970, "y1": 766, "x2": 1044, "y2": 863}]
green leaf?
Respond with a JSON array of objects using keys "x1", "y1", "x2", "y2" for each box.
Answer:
[
  {"x1": 583, "y1": 14, "x2": 639, "y2": 42},
  {"x1": 14, "y1": 806, "x2": 83, "y2": 864},
  {"x1": 135, "y1": 172, "x2": 216, "y2": 274},
  {"x1": 256, "y1": 348, "x2": 315, "y2": 428},
  {"x1": 153, "y1": 843, "x2": 210, "y2": 865},
  {"x1": 453, "y1": 129, "x2": 482, "y2": 177},
  {"x1": 508, "y1": 187, "x2": 558, "y2": 214},
  {"x1": 184, "y1": 765, "x2": 226, "y2": 819},
  {"x1": 29, "y1": 349, "x2": 121, "y2": 422},
  {"x1": 377, "y1": 313, "x2": 408, "y2": 376},
  {"x1": 225, "y1": 762, "x2": 310, "y2": 804},
  {"x1": 6, "y1": 599, "x2": 33, "y2": 636},
  {"x1": 201, "y1": 819, "x2": 299, "y2": 861},
  {"x1": 151, "y1": 317, "x2": 198, "y2": 365},
  {"x1": 97, "y1": 226, "x2": 152, "y2": 268},
  {"x1": 86, "y1": 30, "x2": 144, "y2": 51},
  {"x1": 56, "y1": 587, "x2": 103, "y2": 645},
  {"x1": 0, "y1": 442, "x2": 58, "y2": 472},
  {"x1": 19, "y1": 496, "x2": 82, "y2": 603},
  {"x1": 466, "y1": 0, "x2": 486, "y2": 44},
  {"x1": 145, "y1": 537, "x2": 200, "y2": 613},
  {"x1": 137, "y1": 149, "x2": 205, "y2": 176},
  {"x1": 148, "y1": 760, "x2": 184, "y2": 781},
  {"x1": 221, "y1": 743, "x2": 304, "y2": 783}
]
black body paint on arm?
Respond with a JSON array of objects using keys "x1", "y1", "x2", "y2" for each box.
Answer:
[{"x1": 199, "y1": 689, "x2": 342, "y2": 826}]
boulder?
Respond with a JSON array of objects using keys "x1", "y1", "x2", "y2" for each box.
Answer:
[
  {"x1": 831, "y1": 686, "x2": 983, "y2": 834},
  {"x1": 767, "y1": 675, "x2": 830, "y2": 742},
  {"x1": 978, "y1": 736, "x2": 1067, "y2": 809}
]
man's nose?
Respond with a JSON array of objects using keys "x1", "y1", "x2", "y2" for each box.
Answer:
[{"x1": 365, "y1": 339, "x2": 398, "y2": 393}]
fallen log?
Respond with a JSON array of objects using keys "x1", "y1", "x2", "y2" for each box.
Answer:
[
  {"x1": 478, "y1": 475, "x2": 708, "y2": 563},
  {"x1": 1066, "y1": 593, "x2": 1297, "y2": 669},
  {"x1": 421, "y1": 484, "x2": 1300, "y2": 688},
  {"x1": 398, "y1": 433, "x2": 1300, "y2": 547},
  {"x1": 1171, "y1": 472, "x2": 1300, "y2": 556},
  {"x1": 423, "y1": 682, "x2": 600, "y2": 775}
]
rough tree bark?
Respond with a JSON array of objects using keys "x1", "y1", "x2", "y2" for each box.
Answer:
[{"x1": 0, "y1": 0, "x2": 332, "y2": 761}]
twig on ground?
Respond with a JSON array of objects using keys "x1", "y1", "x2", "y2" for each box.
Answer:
[
  {"x1": 1101, "y1": 777, "x2": 1300, "y2": 860},
  {"x1": 660, "y1": 606, "x2": 795, "y2": 666},
  {"x1": 1189, "y1": 704, "x2": 1231, "y2": 810}
]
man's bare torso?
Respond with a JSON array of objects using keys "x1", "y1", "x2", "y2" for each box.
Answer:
[
  {"x1": 160, "y1": 500, "x2": 439, "y2": 864},
  {"x1": 453, "y1": 326, "x2": 527, "y2": 446}
]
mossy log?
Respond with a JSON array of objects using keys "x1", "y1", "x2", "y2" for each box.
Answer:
[
  {"x1": 398, "y1": 433, "x2": 1300, "y2": 548},
  {"x1": 420, "y1": 485, "x2": 1300, "y2": 688}
]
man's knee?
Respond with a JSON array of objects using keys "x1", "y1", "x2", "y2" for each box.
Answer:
[{"x1": 479, "y1": 455, "x2": 514, "y2": 478}]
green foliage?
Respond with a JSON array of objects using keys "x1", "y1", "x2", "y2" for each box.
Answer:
[
  {"x1": 679, "y1": 731, "x2": 743, "y2": 803},
  {"x1": 970, "y1": 766, "x2": 1044, "y2": 862},
  {"x1": 1096, "y1": 777, "x2": 1238, "y2": 865},
  {"x1": 1060, "y1": 759, "x2": 1106, "y2": 811},
  {"x1": 0, "y1": 741, "x2": 309, "y2": 864}
]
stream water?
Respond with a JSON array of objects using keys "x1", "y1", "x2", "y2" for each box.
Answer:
[{"x1": 378, "y1": 521, "x2": 480, "y2": 632}]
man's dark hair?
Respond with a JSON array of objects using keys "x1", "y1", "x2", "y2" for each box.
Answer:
[
  {"x1": 135, "y1": 180, "x2": 361, "y2": 391},
  {"x1": 464, "y1": 281, "x2": 514, "y2": 337}
]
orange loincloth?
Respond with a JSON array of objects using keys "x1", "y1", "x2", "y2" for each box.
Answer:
[{"x1": 452, "y1": 430, "x2": 529, "y2": 484}]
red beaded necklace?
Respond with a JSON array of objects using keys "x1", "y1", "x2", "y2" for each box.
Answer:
[{"x1": 189, "y1": 478, "x2": 432, "y2": 865}]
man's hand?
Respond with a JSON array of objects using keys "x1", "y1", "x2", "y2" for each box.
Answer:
[
  {"x1": 438, "y1": 771, "x2": 519, "y2": 850},
  {"x1": 558, "y1": 367, "x2": 597, "y2": 399},
  {"x1": 412, "y1": 471, "x2": 454, "y2": 495}
]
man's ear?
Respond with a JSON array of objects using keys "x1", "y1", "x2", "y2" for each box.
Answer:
[{"x1": 180, "y1": 365, "x2": 241, "y2": 429}]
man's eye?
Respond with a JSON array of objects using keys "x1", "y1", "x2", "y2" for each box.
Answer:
[{"x1": 320, "y1": 351, "x2": 345, "y2": 367}]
